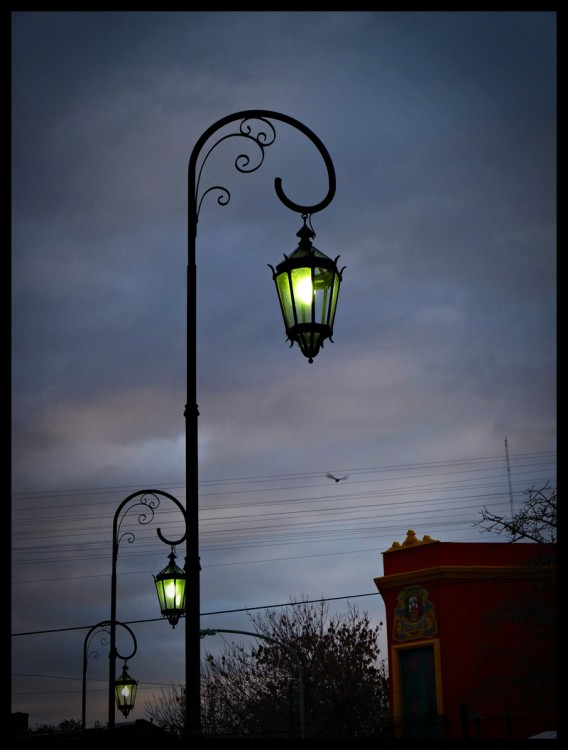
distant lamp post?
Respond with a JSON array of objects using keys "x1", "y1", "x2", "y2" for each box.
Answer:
[
  {"x1": 108, "y1": 490, "x2": 187, "y2": 733},
  {"x1": 154, "y1": 547, "x2": 187, "y2": 627},
  {"x1": 115, "y1": 662, "x2": 138, "y2": 718},
  {"x1": 82, "y1": 620, "x2": 137, "y2": 736}
]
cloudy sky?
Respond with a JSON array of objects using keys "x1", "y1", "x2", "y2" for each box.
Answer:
[{"x1": 11, "y1": 11, "x2": 556, "y2": 731}]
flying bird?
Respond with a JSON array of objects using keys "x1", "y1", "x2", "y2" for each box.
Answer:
[{"x1": 326, "y1": 473, "x2": 348, "y2": 482}]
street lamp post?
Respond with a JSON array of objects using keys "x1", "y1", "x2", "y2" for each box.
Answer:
[
  {"x1": 82, "y1": 620, "x2": 137, "y2": 736},
  {"x1": 185, "y1": 110, "x2": 340, "y2": 738},
  {"x1": 108, "y1": 490, "x2": 187, "y2": 733}
]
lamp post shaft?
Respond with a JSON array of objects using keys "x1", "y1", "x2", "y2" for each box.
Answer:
[
  {"x1": 185, "y1": 243, "x2": 199, "y2": 737},
  {"x1": 108, "y1": 533, "x2": 119, "y2": 731}
]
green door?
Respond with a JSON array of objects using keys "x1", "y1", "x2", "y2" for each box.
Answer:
[{"x1": 399, "y1": 645, "x2": 439, "y2": 738}]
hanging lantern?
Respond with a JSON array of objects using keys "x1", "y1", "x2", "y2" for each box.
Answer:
[
  {"x1": 115, "y1": 662, "x2": 138, "y2": 718},
  {"x1": 154, "y1": 548, "x2": 187, "y2": 628},
  {"x1": 269, "y1": 216, "x2": 344, "y2": 363}
]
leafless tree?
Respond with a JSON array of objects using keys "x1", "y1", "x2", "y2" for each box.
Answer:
[{"x1": 474, "y1": 481, "x2": 556, "y2": 543}]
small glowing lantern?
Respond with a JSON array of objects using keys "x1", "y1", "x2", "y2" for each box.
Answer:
[
  {"x1": 270, "y1": 216, "x2": 344, "y2": 363},
  {"x1": 115, "y1": 662, "x2": 138, "y2": 718},
  {"x1": 154, "y1": 548, "x2": 187, "y2": 628}
]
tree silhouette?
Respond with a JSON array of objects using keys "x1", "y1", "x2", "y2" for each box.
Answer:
[{"x1": 145, "y1": 599, "x2": 389, "y2": 738}]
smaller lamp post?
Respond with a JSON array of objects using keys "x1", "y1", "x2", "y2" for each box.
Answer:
[
  {"x1": 82, "y1": 620, "x2": 137, "y2": 736},
  {"x1": 108, "y1": 490, "x2": 187, "y2": 732},
  {"x1": 154, "y1": 546, "x2": 187, "y2": 628}
]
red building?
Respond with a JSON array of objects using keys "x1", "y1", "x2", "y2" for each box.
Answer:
[{"x1": 373, "y1": 530, "x2": 556, "y2": 739}]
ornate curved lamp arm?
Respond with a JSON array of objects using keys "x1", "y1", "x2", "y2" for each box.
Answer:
[
  {"x1": 112, "y1": 489, "x2": 187, "y2": 550},
  {"x1": 188, "y1": 109, "x2": 336, "y2": 239}
]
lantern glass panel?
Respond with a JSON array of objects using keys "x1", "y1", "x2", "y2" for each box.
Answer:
[{"x1": 291, "y1": 268, "x2": 313, "y2": 323}]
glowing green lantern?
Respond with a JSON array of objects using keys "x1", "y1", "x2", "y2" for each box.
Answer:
[
  {"x1": 115, "y1": 662, "x2": 138, "y2": 718},
  {"x1": 154, "y1": 548, "x2": 187, "y2": 628},
  {"x1": 270, "y1": 217, "x2": 344, "y2": 363}
]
